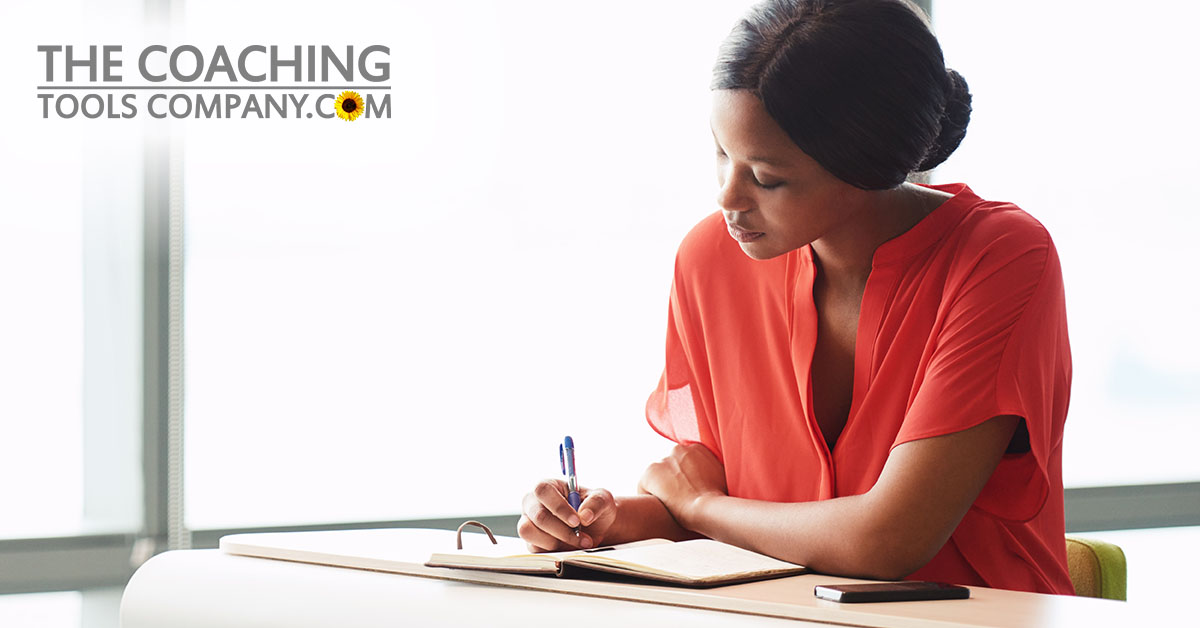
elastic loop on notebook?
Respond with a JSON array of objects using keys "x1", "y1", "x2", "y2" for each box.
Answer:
[{"x1": 456, "y1": 520, "x2": 497, "y2": 550}]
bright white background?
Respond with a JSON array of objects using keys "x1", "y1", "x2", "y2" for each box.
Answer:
[{"x1": 180, "y1": 0, "x2": 761, "y2": 529}]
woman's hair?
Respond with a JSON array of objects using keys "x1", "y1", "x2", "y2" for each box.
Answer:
[{"x1": 712, "y1": 0, "x2": 972, "y2": 190}]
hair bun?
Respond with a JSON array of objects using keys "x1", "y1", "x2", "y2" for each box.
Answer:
[{"x1": 917, "y1": 68, "x2": 972, "y2": 172}]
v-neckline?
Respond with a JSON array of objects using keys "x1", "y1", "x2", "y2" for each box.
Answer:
[
  {"x1": 785, "y1": 184, "x2": 975, "y2": 496},
  {"x1": 792, "y1": 246, "x2": 897, "y2": 497}
]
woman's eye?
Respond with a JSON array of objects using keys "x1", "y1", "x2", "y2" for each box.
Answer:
[{"x1": 755, "y1": 179, "x2": 784, "y2": 190}]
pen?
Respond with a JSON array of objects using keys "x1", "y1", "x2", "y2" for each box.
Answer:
[{"x1": 559, "y1": 436, "x2": 581, "y2": 535}]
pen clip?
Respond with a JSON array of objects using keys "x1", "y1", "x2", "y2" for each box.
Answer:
[{"x1": 559, "y1": 443, "x2": 566, "y2": 475}]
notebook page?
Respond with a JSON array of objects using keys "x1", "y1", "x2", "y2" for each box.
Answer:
[{"x1": 573, "y1": 539, "x2": 803, "y2": 580}]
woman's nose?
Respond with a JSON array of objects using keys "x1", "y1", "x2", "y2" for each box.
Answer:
[{"x1": 716, "y1": 173, "x2": 751, "y2": 213}]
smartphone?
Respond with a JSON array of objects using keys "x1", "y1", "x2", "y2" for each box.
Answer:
[{"x1": 813, "y1": 581, "x2": 970, "y2": 603}]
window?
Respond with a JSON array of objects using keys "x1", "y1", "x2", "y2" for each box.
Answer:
[
  {"x1": 0, "y1": 2, "x2": 143, "y2": 541},
  {"x1": 0, "y1": 139, "x2": 85, "y2": 539}
]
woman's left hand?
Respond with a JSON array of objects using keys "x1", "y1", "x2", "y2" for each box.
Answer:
[{"x1": 637, "y1": 442, "x2": 728, "y2": 529}]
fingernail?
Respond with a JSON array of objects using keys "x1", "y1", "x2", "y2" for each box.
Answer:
[
  {"x1": 580, "y1": 536, "x2": 593, "y2": 549},
  {"x1": 567, "y1": 515, "x2": 579, "y2": 527},
  {"x1": 579, "y1": 509, "x2": 593, "y2": 525}
]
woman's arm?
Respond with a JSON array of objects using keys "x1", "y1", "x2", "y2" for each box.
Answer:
[{"x1": 639, "y1": 415, "x2": 1020, "y2": 579}]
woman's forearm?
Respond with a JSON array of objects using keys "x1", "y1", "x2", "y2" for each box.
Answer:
[
  {"x1": 604, "y1": 494, "x2": 703, "y2": 545},
  {"x1": 602, "y1": 492, "x2": 885, "y2": 575},
  {"x1": 684, "y1": 492, "x2": 919, "y2": 579}
]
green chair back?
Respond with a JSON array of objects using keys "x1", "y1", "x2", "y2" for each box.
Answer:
[{"x1": 1065, "y1": 536, "x2": 1126, "y2": 600}]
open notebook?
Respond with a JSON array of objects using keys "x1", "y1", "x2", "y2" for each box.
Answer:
[{"x1": 425, "y1": 524, "x2": 806, "y2": 588}]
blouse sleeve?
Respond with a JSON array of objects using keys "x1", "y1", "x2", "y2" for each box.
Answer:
[
  {"x1": 644, "y1": 216, "x2": 728, "y2": 460},
  {"x1": 646, "y1": 277, "x2": 703, "y2": 445},
  {"x1": 896, "y1": 222, "x2": 1071, "y2": 522}
]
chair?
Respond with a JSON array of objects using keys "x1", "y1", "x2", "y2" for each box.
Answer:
[{"x1": 1065, "y1": 536, "x2": 1127, "y2": 600}]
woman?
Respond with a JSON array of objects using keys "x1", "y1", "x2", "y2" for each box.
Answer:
[{"x1": 519, "y1": 0, "x2": 1073, "y2": 595}]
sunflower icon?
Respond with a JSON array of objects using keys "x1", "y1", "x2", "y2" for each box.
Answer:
[{"x1": 334, "y1": 90, "x2": 365, "y2": 121}]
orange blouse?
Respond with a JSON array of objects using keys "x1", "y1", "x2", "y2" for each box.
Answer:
[{"x1": 646, "y1": 183, "x2": 1073, "y2": 594}]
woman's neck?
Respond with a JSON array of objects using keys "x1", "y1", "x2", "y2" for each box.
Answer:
[{"x1": 810, "y1": 183, "x2": 951, "y2": 291}]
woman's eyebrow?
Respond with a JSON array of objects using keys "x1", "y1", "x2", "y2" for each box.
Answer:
[
  {"x1": 710, "y1": 129, "x2": 788, "y2": 167},
  {"x1": 746, "y1": 155, "x2": 787, "y2": 167}
]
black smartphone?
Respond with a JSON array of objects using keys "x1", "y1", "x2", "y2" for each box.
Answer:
[{"x1": 813, "y1": 581, "x2": 970, "y2": 603}]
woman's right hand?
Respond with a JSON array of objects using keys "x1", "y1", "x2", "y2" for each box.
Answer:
[{"x1": 517, "y1": 479, "x2": 617, "y2": 552}]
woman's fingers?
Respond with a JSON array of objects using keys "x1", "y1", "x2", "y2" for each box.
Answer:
[
  {"x1": 517, "y1": 480, "x2": 589, "y2": 550},
  {"x1": 576, "y1": 488, "x2": 614, "y2": 527},
  {"x1": 518, "y1": 508, "x2": 571, "y2": 551},
  {"x1": 534, "y1": 480, "x2": 581, "y2": 528},
  {"x1": 516, "y1": 512, "x2": 564, "y2": 553}
]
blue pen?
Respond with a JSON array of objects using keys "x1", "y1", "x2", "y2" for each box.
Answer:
[{"x1": 559, "y1": 436, "x2": 581, "y2": 534}]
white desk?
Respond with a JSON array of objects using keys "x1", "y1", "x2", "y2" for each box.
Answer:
[
  {"x1": 119, "y1": 530, "x2": 1167, "y2": 627},
  {"x1": 121, "y1": 551, "x2": 816, "y2": 627}
]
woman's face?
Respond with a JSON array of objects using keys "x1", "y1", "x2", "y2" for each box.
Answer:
[{"x1": 710, "y1": 89, "x2": 859, "y2": 260}]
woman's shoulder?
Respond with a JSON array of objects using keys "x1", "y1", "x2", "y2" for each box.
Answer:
[
  {"x1": 924, "y1": 187, "x2": 1067, "y2": 311},
  {"x1": 671, "y1": 211, "x2": 792, "y2": 296},
  {"x1": 938, "y1": 185, "x2": 1057, "y2": 270},
  {"x1": 673, "y1": 211, "x2": 748, "y2": 277},
  {"x1": 676, "y1": 211, "x2": 731, "y2": 261}
]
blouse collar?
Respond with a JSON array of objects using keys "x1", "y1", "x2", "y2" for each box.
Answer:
[{"x1": 870, "y1": 182, "x2": 978, "y2": 268}]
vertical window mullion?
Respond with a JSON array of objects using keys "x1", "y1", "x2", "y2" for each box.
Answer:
[{"x1": 139, "y1": 130, "x2": 189, "y2": 555}]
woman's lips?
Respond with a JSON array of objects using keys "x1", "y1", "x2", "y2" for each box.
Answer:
[{"x1": 727, "y1": 223, "x2": 765, "y2": 243}]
